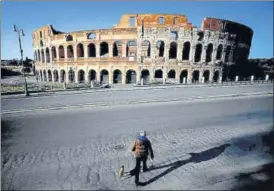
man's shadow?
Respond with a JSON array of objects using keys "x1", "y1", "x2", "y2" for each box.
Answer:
[{"x1": 138, "y1": 144, "x2": 230, "y2": 186}]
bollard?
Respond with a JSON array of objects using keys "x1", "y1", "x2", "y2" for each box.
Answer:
[
  {"x1": 90, "y1": 80, "x2": 94, "y2": 89},
  {"x1": 141, "y1": 78, "x2": 144, "y2": 86},
  {"x1": 183, "y1": 77, "x2": 186, "y2": 84},
  {"x1": 235, "y1": 76, "x2": 239, "y2": 82},
  {"x1": 265, "y1": 74, "x2": 269, "y2": 81}
]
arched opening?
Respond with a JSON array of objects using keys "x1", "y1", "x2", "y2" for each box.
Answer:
[
  {"x1": 53, "y1": 70, "x2": 59, "y2": 82},
  {"x1": 67, "y1": 45, "x2": 74, "y2": 58},
  {"x1": 60, "y1": 70, "x2": 65, "y2": 83},
  {"x1": 113, "y1": 41, "x2": 122, "y2": 57},
  {"x1": 38, "y1": 50, "x2": 41, "y2": 62},
  {"x1": 180, "y1": 70, "x2": 188, "y2": 83},
  {"x1": 168, "y1": 70, "x2": 176, "y2": 78},
  {"x1": 182, "y1": 42, "x2": 190, "y2": 60},
  {"x1": 51, "y1": 46, "x2": 57, "y2": 60},
  {"x1": 100, "y1": 70, "x2": 109, "y2": 84},
  {"x1": 78, "y1": 70, "x2": 85, "y2": 83},
  {"x1": 66, "y1": 35, "x2": 73, "y2": 41},
  {"x1": 88, "y1": 43, "x2": 96, "y2": 57},
  {"x1": 41, "y1": 50, "x2": 45, "y2": 63},
  {"x1": 169, "y1": 42, "x2": 177, "y2": 59},
  {"x1": 206, "y1": 44, "x2": 213, "y2": 63},
  {"x1": 213, "y1": 71, "x2": 220, "y2": 82},
  {"x1": 154, "y1": 69, "x2": 163, "y2": 78},
  {"x1": 100, "y1": 42, "x2": 109, "y2": 57},
  {"x1": 58, "y1": 46, "x2": 65, "y2": 58},
  {"x1": 113, "y1": 69, "x2": 122, "y2": 84},
  {"x1": 87, "y1": 33, "x2": 96, "y2": 39},
  {"x1": 88, "y1": 70, "x2": 96, "y2": 82},
  {"x1": 141, "y1": 69, "x2": 150, "y2": 84},
  {"x1": 157, "y1": 40, "x2": 165, "y2": 57},
  {"x1": 126, "y1": 70, "x2": 136, "y2": 84},
  {"x1": 195, "y1": 44, "x2": 202, "y2": 62},
  {"x1": 48, "y1": 70, "x2": 52, "y2": 82},
  {"x1": 46, "y1": 48, "x2": 50, "y2": 63},
  {"x1": 142, "y1": 40, "x2": 151, "y2": 57},
  {"x1": 43, "y1": 70, "x2": 47, "y2": 81},
  {"x1": 225, "y1": 46, "x2": 231, "y2": 62},
  {"x1": 68, "y1": 69, "x2": 74, "y2": 83},
  {"x1": 126, "y1": 40, "x2": 137, "y2": 57},
  {"x1": 40, "y1": 40, "x2": 43, "y2": 47},
  {"x1": 192, "y1": 70, "x2": 200, "y2": 83},
  {"x1": 216, "y1": 44, "x2": 223, "y2": 60},
  {"x1": 77, "y1": 43, "x2": 84, "y2": 57},
  {"x1": 203, "y1": 70, "x2": 210, "y2": 82}
]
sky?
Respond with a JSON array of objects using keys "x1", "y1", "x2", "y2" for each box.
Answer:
[{"x1": 1, "y1": 1, "x2": 273, "y2": 60}]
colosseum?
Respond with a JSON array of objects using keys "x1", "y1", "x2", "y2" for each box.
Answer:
[{"x1": 32, "y1": 14, "x2": 253, "y2": 85}]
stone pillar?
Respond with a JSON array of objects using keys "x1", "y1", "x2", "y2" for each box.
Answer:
[
  {"x1": 96, "y1": 44, "x2": 100, "y2": 58},
  {"x1": 183, "y1": 77, "x2": 186, "y2": 84},
  {"x1": 66, "y1": 69, "x2": 70, "y2": 83},
  {"x1": 221, "y1": 46, "x2": 226, "y2": 63},
  {"x1": 90, "y1": 80, "x2": 94, "y2": 88},
  {"x1": 85, "y1": 68, "x2": 89, "y2": 83},
  {"x1": 122, "y1": 43, "x2": 127, "y2": 57},
  {"x1": 49, "y1": 49, "x2": 53, "y2": 64},
  {"x1": 212, "y1": 47, "x2": 217, "y2": 64},
  {"x1": 199, "y1": 70, "x2": 204, "y2": 83},
  {"x1": 177, "y1": 42, "x2": 183, "y2": 61},
  {"x1": 74, "y1": 46, "x2": 78, "y2": 59},
  {"x1": 164, "y1": 42, "x2": 170, "y2": 62},
  {"x1": 64, "y1": 47, "x2": 68, "y2": 60},
  {"x1": 151, "y1": 40, "x2": 156, "y2": 60},
  {"x1": 56, "y1": 47, "x2": 59, "y2": 61},
  {"x1": 108, "y1": 68, "x2": 113, "y2": 85},
  {"x1": 202, "y1": 77, "x2": 205, "y2": 84},
  {"x1": 229, "y1": 47, "x2": 235, "y2": 63},
  {"x1": 122, "y1": 70, "x2": 126, "y2": 85},
  {"x1": 187, "y1": 70, "x2": 192, "y2": 84},
  {"x1": 44, "y1": 50, "x2": 47, "y2": 64},
  {"x1": 58, "y1": 70, "x2": 62, "y2": 83},
  {"x1": 96, "y1": 68, "x2": 100, "y2": 82},
  {"x1": 250, "y1": 75, "x2": 254, "y2": 82},
  {"x1": 175, "y1": 69, "x2": 180, "y2": 83},
  {"x1": 189, "y1": 45, "x2": 195, "y2": 62},
  {"x1": 201, "y1": 46, "x2": 207, "y2": 63},
  {"x1": 209, "y1": 69, "x2": 214, "y2": 82},
  {"x1": 109, "y1": 43, "x2": 113, "y2": 58},
  {"x1": 235, "y1": 76, "x2": 239, "y2": 82},
  {"x1": 84, "y1": 45, "x2": 88, "y2": 58},
  {"x1": 141, "y1": 78, "x2": 144, "y2": 86},
  {"x1": 219, "y1": 76, "x2": 223, "y2": 83}
]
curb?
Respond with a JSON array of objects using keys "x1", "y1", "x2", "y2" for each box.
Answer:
[{"x1": 2, "y1": 91, "x2": 273, "y2": 115}]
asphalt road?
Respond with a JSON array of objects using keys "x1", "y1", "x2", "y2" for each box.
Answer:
[{"x1": 1, "y1": 83, "x2": 273, "y2": 112}]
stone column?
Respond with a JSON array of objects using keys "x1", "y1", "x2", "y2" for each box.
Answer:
[
  {"x1": 212, "y1": 47, "x2": 217, "y2": 64},
  {"x1": 122, "y1": 43, "x2": 127, "y2": 57},
  {"x1": 122, "y1": 68, "x2": 126, "y2": 85},
  {"x1": 221, "y1": 46, "x2": 226, "y2": 63},
  {"x1": 201, "y1": 46, "x2": 207, "y2": 63},
  {"x1": 199, "y1": 69, "x2": 204, "y2": 83},
  {"x1": 66, "y1": 68, "x2": 70, "y2": 83},
  {"x1": 163, "y1": 67, "x2": 168, "y2": 84},
  {"x1": 187, "y1": 69, "x2": 192, "y2": 84},
  {"x1": 49, "y1": 49, "x2": 53, "y2": 64},
  {"x1": 177, "y1": 42, "x2": 183, "y2": 61},
  {"x1": 74, "y1": 70, "x2": 78, "y2": 83},
  {"x1": 64, "y1": 47, "x2": 68, "y2": 61},
  {"x1": 189, "y1": 45, "x2": 196, "y2": 62},
  {"x1": 74, "y1": 45, "x2": 78, "y2": 59},
  {"x1": 56, "y1": 47, "x2": 60, "y2": 61},
  {"x1": 96, "y1": 68, "x2": 100, "y2": 82},
  {"x1": 58, "y1": 70, "x2": 62, "y2": 83},
  {"x1": 109, "y1": 42, "x2": 113, "y2": 58},
  {"x1": 96, "y1": 44, "x2": 100, "y2": 58},
  {"x1": 149, "y1": 68, "x2": 154, "y2": 83},
  {"x1": 84, "y1": 45, "x2": 88, "y2": 58},
  {"x1": 151, "y1": 40, "x2": 156, "y2": 60},
  {"x1": 229, "y1": 47, "x2": 235, "y2": 63},
  {"x1": 209, "y1": 68, "x2": 214, "y2": 82},
  {"x1": 108, "y1": 68, "x2": 113, "y2": 85},
  {"x1": 175, "y1": 69, "x2": 180, "y2": 83},
  {"x1": 44, "y1": 49, "x2": 47, "y2": 64},
  {"x1": 164, "y1": 42, "x2": 170, "y2": 62},
  {"x1": 85, "y1": 68, "x2": 89, "y2": 83}
]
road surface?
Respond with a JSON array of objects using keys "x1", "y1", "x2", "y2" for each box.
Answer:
[{"x1": 1, "y1": 93, "x2": 273, "y2": 190}]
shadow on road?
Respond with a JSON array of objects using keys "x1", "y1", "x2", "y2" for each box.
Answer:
[{"x1": 139, "y1": 144, "x2": 230, "y2": 186}]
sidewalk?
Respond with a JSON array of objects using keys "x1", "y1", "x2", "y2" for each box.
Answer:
[{"x1": 1, "y1": 80, "x2": 272, "y2": 99}]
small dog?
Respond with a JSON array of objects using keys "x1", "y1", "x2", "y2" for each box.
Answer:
[{"x1": 118, "y1": 165, "x2": 124, "y2": 177}]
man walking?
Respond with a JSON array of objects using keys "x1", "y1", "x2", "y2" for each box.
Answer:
[{"x1": 130, "y1": 130, "x2": 154, "y2": 186}]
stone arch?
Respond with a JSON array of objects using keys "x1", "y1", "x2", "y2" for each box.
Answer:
[
  {"x1": 58, "y1": 45, "x2": 65, "y2": 58},
  {"x1": 142, "y1": 40, "x2": 151, "y2": 57},
  {"x1": 46, "y1": 48, "x2": 50, "y2": 63},
  {"x1": 43, "y1": 70, "x2": 47, "y2": 81},
  {"x1": 88, "y1": 69, "x2": 97, "y2": 82},
  {"x1": 100, "y1": 69, "x2": 109, "y2": 84},
  {"x1": 41, "y1": 49, "x2": 45, "y2": 63},
  {"x1": 113, "y1": 41, "x2": 122, "y2": 57},
  {"x1": 88, "y1": 43, "x2": 96, "y2": 57},
  {"x1": 206, "y1": 44, "x2": 213, "y2": 63},
  {"x1": 203, "y1": 70, "x2": 210, "y2": 82},
  {"x1": 225, "y1": 46, "x2": 231, "y2": 62},
  {"x1": 195, "y1": 44, "x2": 202, "y2": 62},
  {"x1": 156, "y1": 40, "x2": 165, "y2": 57},
  {"x1": 182, "y1": 42, "x2": 190, "y2": 60},
  {"x1": 67, "y1": 45, "x2": 74, "y2": 58},
  {"x1": 154, "y1": 69, "x2": 163, "y2": 78},
  {"x1": 38, "y1": 50, "x2": 41, "y2": 62},
  {"x1": 100, "y1": 42, "x2": 109, "y2": 57},
  {"x1": 126, "y1": 40, "x2": 137, "y2": 57},
  {"x1": 168, "y1": 69, "x2": 176, "y2": 78},
  {"x1": 113, "y1": 69, "x2": 122, "y2": 84},
  {"x1": 66, "y1": 35, "x2": 73, "y2": 41},
  {"x1": 169, "y1": 41, "x2": 177, "y2": 59},
  {"x1": 213, "y1": 71, "x2": 220, "y2": 82},
  {"x1": 77, "y1": 43, "x2": 84, "y2": 57},
  {"x1": 180, "y1": 70, "x2": 188, "y2": 83},
  {"x1": 192, "y1": 70, "x2": 200, "y2": 83},
  {"x1": 216, "y1": 44, "x2": 223, "y2": 60},
  {"x1": 48, "y1": 70, "x2": 52, "y2": 82},
  {"x1": 78, "y1": 70, "x2": 85, "y2": 83},
  {"x1": 60, "y1": 70, "x2": 66, "y2": 83},
  {"x1": 141, "y1": 69, "x2": 150, "y2": 84},
  {"x1": 126, "y1": 70, "x2": 136, "y2": 84},
  {"x1": 51, "y1": 46, "x2": 57, "y2": 60},
  {"x1": 53, "y1": 70, "x2": 59, "y2": 82}
]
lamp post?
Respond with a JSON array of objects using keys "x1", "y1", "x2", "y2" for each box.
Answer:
[{"x1": 13, "y1": 24, "x2": 29, "y2": 96}]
